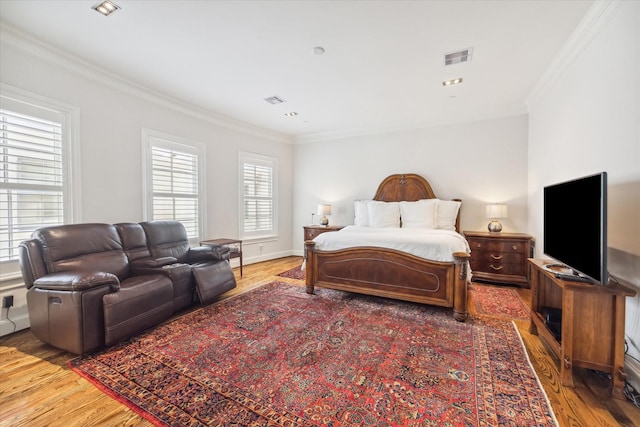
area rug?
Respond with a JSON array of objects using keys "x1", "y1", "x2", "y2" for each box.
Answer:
[
  {"x1": 277, "y1": 268, "x2": 531, "y2": 321},
  {"x1": 69, "y1": 282, "x2": 557, "y2": 427},
  {"x1": 469, "y1": 283, "x2": 530, "y2": 320},
  {"x1": 276, "y1": 265, "x2": 305, "y2": 280}
]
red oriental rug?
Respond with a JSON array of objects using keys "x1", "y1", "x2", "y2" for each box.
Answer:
[
  {"x1": 276, "y1": 265, "x2": 305, "y2": 280},
  {"x1": 277, "y1": 266, "x2": 531, "y2": 321},
  {"x1": 469, "y1": 283, "x2": 530, "y2": 321},
  {"x1": 69, "y1": 282, "x2": 557, "y2": 427}
]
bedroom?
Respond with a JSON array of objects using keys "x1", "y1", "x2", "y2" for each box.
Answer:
[{"x1": 1, "y1": 0, "x2": 639, "y2": 425}]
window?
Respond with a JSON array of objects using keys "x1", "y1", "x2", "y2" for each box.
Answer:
[
  {"x1": 0, "y1": 89, "x2": 78, "y2": 271},
  {"x1": 143, "y1": 130, "x2": 205, "y2": 242},
  {"x1": 239, "y1": 152, "x2": 277, "y2": 239}
]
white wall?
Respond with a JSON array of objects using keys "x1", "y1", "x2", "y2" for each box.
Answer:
[
  {"x1": 292, "y1": 114, "x2": 529, "y2": 254},
  {"x1": 527, "y1": 0, "x2": 640, "y2": 387},
  {"x1": 0, "y1": 29, "x2": 295, "y2": 335}
]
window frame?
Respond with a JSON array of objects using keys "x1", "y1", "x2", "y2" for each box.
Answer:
[
  {"x1": 238, "y1": 151, "x2": 278, "y2": 240},
  {"x1": 141, "y1": 128, "x2": 206, "y2": 244},
  {"x1": 0, "y1": 84, "x2": 81, "y2": 280}
]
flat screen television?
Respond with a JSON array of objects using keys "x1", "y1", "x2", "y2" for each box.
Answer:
[{"x1": 543, "y1": 172, "x2": 607, "y2": 285}]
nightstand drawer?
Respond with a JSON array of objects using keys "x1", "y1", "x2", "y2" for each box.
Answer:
[
  {"x1": 471, "y1": 251, "x2": 524, "y2": 264},
  {"x1": 470, "y1": 240, "x2": 525, "y2": 253},
  {"x1": 304, "y1": 228, "x2": 323, "y2": 240},
  {"x1": 303, "y1": 225, "x2": 344, "y2": 242},
  {"x1": 471, "y1": 259, "x2": 526, "y2": 276}
]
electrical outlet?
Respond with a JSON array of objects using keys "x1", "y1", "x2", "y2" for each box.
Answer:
[{"x1": 2, "y1": 295, "x2": 13, "y2": 308}]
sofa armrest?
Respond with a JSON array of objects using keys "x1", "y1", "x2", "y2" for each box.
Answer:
[
  {"x1": 33, "y1": 271, "x2": 120, "y2": 292},
  {"x1": 130, "y1": 256, "x2": 178, "y2": 269},
  {"x1": 189, "y1": 245, "x2": 230, "y2": 262}
]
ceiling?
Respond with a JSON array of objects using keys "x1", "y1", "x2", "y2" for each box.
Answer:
[{"x1": 0, "y1": 0, "x2": 594, "y2": 141}]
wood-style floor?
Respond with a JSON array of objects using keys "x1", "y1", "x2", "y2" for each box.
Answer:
[{"x1": 1, "y1": 256, "x2": 639, "y2": 426}]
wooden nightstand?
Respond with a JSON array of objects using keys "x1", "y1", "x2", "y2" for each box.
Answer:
[
  {"x1": 463, "y1": 231, "x2": 534, "y2": 287},
  {"x1": 303, "y1": 225, "x2": 344, "y2": 242}
]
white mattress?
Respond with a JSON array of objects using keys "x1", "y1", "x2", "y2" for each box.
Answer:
[{"x1": 311, "y1": 225, "x2": 470, "y2": 262}]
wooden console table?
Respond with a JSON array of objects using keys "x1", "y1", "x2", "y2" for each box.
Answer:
[
  {"x1": 528, "y1": 258, "x2": 636, "y2": 399},
  {"x1": 200, "y1": 238, "x2": 243, "y2": 276}
]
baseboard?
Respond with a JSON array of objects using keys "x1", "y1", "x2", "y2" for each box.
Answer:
[
  {"x1": 626, "y1": 355, "x2": 640, "y2": 391},
  {"x1": 241, "y1": 250, "x2": 298, "y2": 266},
  {"x1": 0, "y1": 312, "x2": 30, "y2": 337}
]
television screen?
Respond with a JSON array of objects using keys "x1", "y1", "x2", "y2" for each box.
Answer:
[{"x1": 543, "y1": 172, "x2": 607, "y2": 285}]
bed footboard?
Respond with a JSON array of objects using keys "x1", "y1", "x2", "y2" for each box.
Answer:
[{"x1": 305, "y1": 241, "x2": 469, "y2": 321}]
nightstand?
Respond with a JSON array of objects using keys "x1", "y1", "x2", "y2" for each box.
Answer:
[
  {"x1": 303, "y1": 225, "x2": 344, "y2": 242},
  {"x1": 463, "y1": 231, "x2": 534, "y2": 287}
]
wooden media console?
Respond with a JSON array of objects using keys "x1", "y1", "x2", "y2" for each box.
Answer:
[{"x1": 528, "y1": 258, "x2": 636, "y2": 399}]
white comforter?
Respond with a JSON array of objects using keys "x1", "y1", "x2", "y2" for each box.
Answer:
[{"x1": 310, "y1": 225, "x2": 470, "y2": 262}]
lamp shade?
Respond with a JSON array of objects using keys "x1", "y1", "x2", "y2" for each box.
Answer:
[
  {"x1": 486, "y1": 204, "x2": 508, "y2": 219},
  {"x1": 317, "y1": 204, "x2": 332, "y2": 215}
]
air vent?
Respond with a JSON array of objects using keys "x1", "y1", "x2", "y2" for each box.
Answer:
[
  {"x1": 264, "y1": 96, "x2": 285, "y2": 105},
  {"x1": 444, "y1": 48, "x2": 473, "y2": 66}
]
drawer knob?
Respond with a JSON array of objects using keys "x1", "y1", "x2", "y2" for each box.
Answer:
[
  {"x1": 512, "y1": 245, "x2": 518, "y2": 250},
  {"x1": 476, "y1": 243, "x2": 482, "y2": 248},
  {"x1": 490, "y1": 254, "x2": 503, "y2": 260},
  {"x1": 490, "y1": 265, "x2": 504, "y2": 271}
]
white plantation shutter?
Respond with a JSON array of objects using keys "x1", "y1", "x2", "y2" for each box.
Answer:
[
  {"x1": 0, "y1": 109, "x2": 64, "y2": 262},
  {"x1": 240, "y1": 152, "x2": 277, "y2": 239},
  {"x1": 150, "y1": 144, "x2": 199, "y2": 238}
]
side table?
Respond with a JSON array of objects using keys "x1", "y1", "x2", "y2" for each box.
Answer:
[
  {"x1": 200, "y1": 238, "x2": 243, "y2": 276},
  {"x1": 303, "y1": 225, "x2": 344, "y2": 242},
  {"x1": 463, "y1": 231, "x2": 534, "y2": 287}
]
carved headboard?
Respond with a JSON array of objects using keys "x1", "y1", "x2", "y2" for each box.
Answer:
[{"x1": 373, "y1": 173, "x2": 461, "y2": 232}]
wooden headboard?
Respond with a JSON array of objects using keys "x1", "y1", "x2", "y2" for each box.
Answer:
[{"x1": 373, "y1": 173, "x2": 461, "y2": 232}]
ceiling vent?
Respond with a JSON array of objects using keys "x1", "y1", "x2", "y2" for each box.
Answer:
[
  {"x1": 444, "y1": 48, "x2": 473, "y2": 66},
  {"x1": 264, "y1": 96, "x2": 285, "y2": 105}
]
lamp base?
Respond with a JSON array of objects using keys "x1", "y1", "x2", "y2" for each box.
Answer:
[
  {"x1": 487, "y1": 220, "x2": 502, "y2": 233},
  {"x1": 320, "y1": 216, "x2": 329, "y2": 226}
]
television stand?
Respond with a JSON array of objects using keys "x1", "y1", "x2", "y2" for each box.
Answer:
[{"x1": 528, "y1": 258, "x2": 636, "y2": 399}]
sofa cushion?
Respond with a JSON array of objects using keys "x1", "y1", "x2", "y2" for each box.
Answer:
[
  {"x1": 140, "y1": 221, "x2": 190, "y2": 263},
  {"x1": 115, "y1": 223, "x2": 153, "y2": 262},
  {"x1": 34, "y1": 223, "x2": 129, "y2": 281}
]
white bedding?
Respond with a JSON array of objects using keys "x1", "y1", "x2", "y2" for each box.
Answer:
[{"x1": 310, "y1": 225, "x2": 470, "y2": 262}]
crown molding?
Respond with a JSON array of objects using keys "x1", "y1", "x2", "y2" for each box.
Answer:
[
  {"x1": 294, "y1": 102, "x2": 527, "y2": 144},
  {"x1": 525, "y1": 0, "x2": 621, "y2": 110},
  {"x1": 0, "y1": 23, "x2": 293, "y2": 145}
]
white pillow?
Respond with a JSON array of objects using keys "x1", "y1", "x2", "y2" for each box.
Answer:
[
  {"x1": 436, "y1": 199, "x2": 461, "y2": 231},
  {"x1": 367, "y1": 201, "x2": 400, "y2": 228},
  {"x1": 399, "y1": 199, "x2": 437, "y2": 228},
  {"x1": 354, "y1": 200, "x2": 371, "y2": 226}
]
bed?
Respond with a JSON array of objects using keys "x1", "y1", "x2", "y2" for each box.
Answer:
[{"x1": 304, "y1": 173, "x2": 471, "y2": 321}]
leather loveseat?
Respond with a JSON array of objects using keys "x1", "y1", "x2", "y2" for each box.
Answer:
[{"x1": 18, "y1": 221, "x2": 237, "y2": 355}]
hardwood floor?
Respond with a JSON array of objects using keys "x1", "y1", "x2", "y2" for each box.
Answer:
[{"x1": 1, "y1": 256, "x2": 638, "y2": 426}]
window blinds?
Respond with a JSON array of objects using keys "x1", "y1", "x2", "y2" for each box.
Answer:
[
  {"x1": 150, "y1": 145, "x2": 199, "y2": 238},
  {"x1": 242, "y1": 161, "x2": 273, "y2": 234},
  {"x1": 0, "y1": 109, "x2": 63, "y2": 262}
]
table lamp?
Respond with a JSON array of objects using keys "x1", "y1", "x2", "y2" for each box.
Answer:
[
  {"x1": 317, "y1": 204, "x2": 332, "y2": 226},
  {"x1": 486, "y1": 203, "x2": 507, "y2": 233}
]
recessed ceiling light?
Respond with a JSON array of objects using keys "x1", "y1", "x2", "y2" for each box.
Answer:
[
  {"x1": 284, "y1": 112, "x2": 298, "y2": 117},
  {"x1": 442, "y1": 78, "x2": 463, "y2": 86},
  {"x1": 313, "y1": 46, "x2": 325, "y2": 55},
  {"x1": 93, "y1": 0, "x2": 120, "y2": 16}
]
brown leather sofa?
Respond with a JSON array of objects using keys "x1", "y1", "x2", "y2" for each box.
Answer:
[{"x1": 18, "y1": 221, "x2": 237, "y2": 355}]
